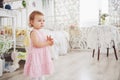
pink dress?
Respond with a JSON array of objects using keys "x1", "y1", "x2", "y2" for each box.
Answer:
[{"x1": 24, "y1": 29, "x2": 54, "y2": 78}]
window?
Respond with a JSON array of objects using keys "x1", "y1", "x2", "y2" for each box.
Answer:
[{"x1": 79, "y1": 0, "x2": 108, "y2": 27}]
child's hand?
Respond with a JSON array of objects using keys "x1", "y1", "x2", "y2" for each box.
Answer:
[
  {"x1": 48, "y1": 40, "x2": 54, "y2": 46},
  {"x1": 47, "y1": 35, "x2": 53, "y2": 41},
  {"x1": 47, "y1": 36, "x2": 54, "y2": 46}
]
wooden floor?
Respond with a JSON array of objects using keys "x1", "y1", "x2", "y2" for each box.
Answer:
[{"x1": 0, "y1": 50, "x2": 120, "y2": 80}]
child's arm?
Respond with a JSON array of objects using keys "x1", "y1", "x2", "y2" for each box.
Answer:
[{"x1": 30, "y1": 31, "x2": 53, "y2": 48}]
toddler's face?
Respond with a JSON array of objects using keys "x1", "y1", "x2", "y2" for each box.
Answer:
[{"x1": 31, "y1": 15, "x2": 45, "y2": 29}]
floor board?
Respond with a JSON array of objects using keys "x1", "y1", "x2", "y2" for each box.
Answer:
[{"x1": 0, "y1": 50, "x2": 120, "y2": 80}]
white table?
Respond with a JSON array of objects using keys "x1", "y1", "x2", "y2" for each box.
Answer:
[{"x1": 87, "y1": 25, "x2": 120, "y2": 60}]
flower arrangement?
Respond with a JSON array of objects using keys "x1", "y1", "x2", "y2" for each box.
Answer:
[
  {"x1": 100, "y1": 13, "x2": 109, "y2": 24},
  {"x1": 101, "y1": 13, "x2": 109, "y2": 21}
]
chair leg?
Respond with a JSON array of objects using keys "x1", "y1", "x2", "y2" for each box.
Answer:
[
  {"x1": 97, "y1": 47, "x2": 100, "y2": 61},
  {"x1": 113, "y1": 45, "x2": 118, "y2": 60},
  {"x1": 92, "y1": 49, "x2": 95, "y2": 58},
  {"x1": 107, "y1": 48, "x2": 109, "y2": 57}
]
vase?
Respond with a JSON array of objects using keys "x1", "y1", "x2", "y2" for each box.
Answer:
[
  {"x1": 101, "y1": 19, "x2": 106, "y2": 25},
  {"x1": 5, "y1": 4, "x2": 12, "y2": 10}
]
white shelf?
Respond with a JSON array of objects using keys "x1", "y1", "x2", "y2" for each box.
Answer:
[
  {"x1": 3, "y1": 0, "x2": 22, "y2": 3},
  {"x1": 0, "y1": 8, "x2": 15, "y2": 18},
  {"x1": 0, "y1": 8, "x2": 16, "y2": 52}
]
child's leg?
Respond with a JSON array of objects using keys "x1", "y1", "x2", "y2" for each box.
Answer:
[
  {"x1": 30, "y1": 77, "x2": 39, "y2": 80},
  {"x1": 42, "y1": 76, "x2": 45, "y2": 80},
  {"x1": 30, "y1": 76, "x2": 45, "y2": 80},
  {"x1": 38, "y1": 76, "x2": 45, "y2": 80}
]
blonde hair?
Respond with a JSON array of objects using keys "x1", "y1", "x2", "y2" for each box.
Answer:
[{"x1": 29, "y1": 11, "x2": 44, "y2": 27}]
